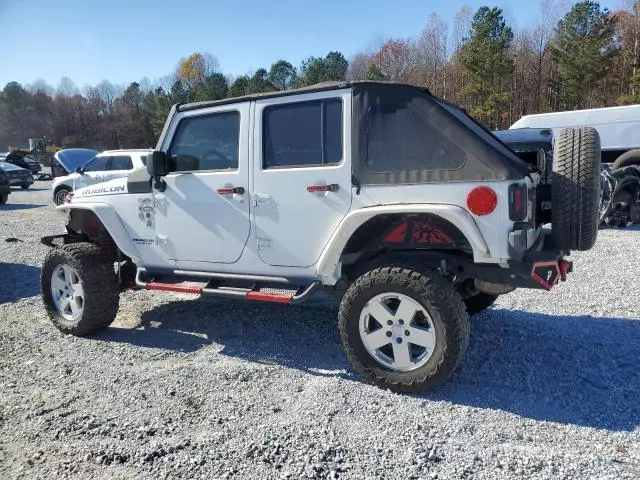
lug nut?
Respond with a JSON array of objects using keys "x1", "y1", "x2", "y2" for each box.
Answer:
[
  {"x1": 387, "y1": 320, "x2": 393, "y2": 326},
  {"x1": 396, "y1": 338, "x2": 403, "y2": 344},
  {"x1": 405, "y1": 330, "x2": 410, "y2": 336},
  {"x1": 386, "y1": 331, "x2": 392, "y2": 337},
  {"x1": 399, "y1": 319, "x2": 405, "y2": 325}
]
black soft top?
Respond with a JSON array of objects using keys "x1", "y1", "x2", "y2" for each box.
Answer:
[{"x1": 177, "y1": 81, "x2": 532, "y2": 184}]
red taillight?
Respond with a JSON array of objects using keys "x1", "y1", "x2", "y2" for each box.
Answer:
[
  {"x1": 508, "y1": 184, "x2": 528, "y2": 221},
  {"x1": 467, "y1": 187, "x2": 497, "y2": 216}
]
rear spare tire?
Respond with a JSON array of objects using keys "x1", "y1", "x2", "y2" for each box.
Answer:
[
  {"x1": 551, "y1": 127, "x2": 601, "y2": 251},
  {"x1": 611, "y1": 149, "x2": 640, "y2": 170}
]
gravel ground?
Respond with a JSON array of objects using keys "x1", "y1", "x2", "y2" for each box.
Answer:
[{"x1": 0, "y1": 182, "x2": 639, "y2": 480}]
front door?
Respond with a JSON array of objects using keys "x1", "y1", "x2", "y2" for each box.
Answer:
[
  {"x1": 77, "y1": 155, "x2": 108, "y2": 188},
  {"x1": 252, "y1": 90, "x2": 353, "y2": 268},
  {"x1": 153, "y1": 103, "x2": 251, "y2": 265}
]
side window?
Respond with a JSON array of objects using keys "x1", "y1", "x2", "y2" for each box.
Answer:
[
  {"x1": 82, "y1": 156, "x2": 109, "y2": 172},
  {"x1": 169, "y1": 111, "x2": 240, "y2": 172},
  {"x1": 109, "y1": 155, "x2": 133, "y2": 170},
  {"x1": 367, "y1": 103, "x2": 466, "y2": 172},
  {"x1": 263, "y1": 98, "x2": 342, "y2": 168}
]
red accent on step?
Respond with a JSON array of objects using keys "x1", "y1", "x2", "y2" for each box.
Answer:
[
  {"x1": 146, "y1": 283, "x2": 203, "y2": 294},
  {"x1": 246, "y1": 291, "x2": 293, "y2": 304}
]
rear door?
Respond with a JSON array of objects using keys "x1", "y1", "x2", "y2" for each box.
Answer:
[
  {"x1": 102, "y1": 155, "x2": 134, "y2": 183},
  {"x1": 252, "y1": 90, "x2": 352, "y2": 267}
]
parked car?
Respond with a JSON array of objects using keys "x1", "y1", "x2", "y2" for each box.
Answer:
[
  {"x1": 0, "y1": 167, "x2": 10, "y2": 204},
  {"x1": 0, "y1": 162, "x2": 34, "y2": 189},
  {"x1": 41, "y1": 81, "x2": 601, "y2": 393},
  {"x1": 50, "y1": 148, "x2": 99, "y2": 180},
  {"x1": 1, "y1": 152, "x2": 42, "y2": 174},
  {"x1": 51, "y1": 149, "x2": 151, "y2": 205}
]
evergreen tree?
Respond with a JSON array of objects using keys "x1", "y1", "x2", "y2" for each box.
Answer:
[
  {"x1": 459, "y1": 7, "x2": 514, "y2": 128},
  {"x1": 550, "y1": 0, "x2": 619, "y2": 109}
]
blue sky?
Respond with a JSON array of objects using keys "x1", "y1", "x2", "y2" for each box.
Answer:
[{"x1": 0, "y1": 0, "x2": 622, "y2": 90}]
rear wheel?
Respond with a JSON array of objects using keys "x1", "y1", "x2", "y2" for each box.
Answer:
[
  {"x1": 551, "y1": 127, "x2": 601, "y2": 251},
  {"x1": 338, "y1": 267, "x2": 469, "y2": 393},
  {"x1": 41, "y1": 242, "x2": 119, "y2": 336},
  {"x1": 20, "y1": 183, "x2": 30, "y2": 190}
]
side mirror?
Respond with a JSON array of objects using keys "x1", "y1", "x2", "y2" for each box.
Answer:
[
  {"x1": 146, "y1": 151, "x2": 168, "y2": 177},
  {"x1": 146, "y1": 151, "x2": 168, "y2": 192},
  {"x1": 75, "y1": 166, "x2": 84, "y2": 174}
]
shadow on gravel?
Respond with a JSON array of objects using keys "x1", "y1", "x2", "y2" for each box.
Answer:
[
  {"x1": 430, "y1": 309, "x2": 640, "y2": 432},
  {"x1": 101, "y1": 300, "x2": 640, "y2": 432},
  {"x1": 0, "y1": 263, "x2": 41, "y2": 303},
  {"x1": 0, "y1": 203, "x2": 46, "y2": 210}
]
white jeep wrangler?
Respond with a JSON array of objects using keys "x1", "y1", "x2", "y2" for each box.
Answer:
[{"x1": 40, "y1": 81, "x2": 601, "y2": 392}]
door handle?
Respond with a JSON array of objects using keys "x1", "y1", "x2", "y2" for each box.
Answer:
[
  {"x1": 217, "y1": 186, "x2": 245, "y2": 195},
  {"x1": 307, "y1": 184, "x2": 339, "y2": 193}
]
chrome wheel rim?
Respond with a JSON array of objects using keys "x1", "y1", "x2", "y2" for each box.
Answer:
[
  {"x1": 359, "y1": 292, "x2": 436, "y2": 372},
  {"x1": 51, "y1": 263, "x2": 84, "y2": 322},
  {"x1": 55, "y1": 190, "x2": 68, "y2": 205}
]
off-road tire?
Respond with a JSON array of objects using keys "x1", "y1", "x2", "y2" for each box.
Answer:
[
  {"x1": 20, "y1": 183, "x2": 30, "y2": 190},
  {"x1": 464, "y1": 292, "x2": 498, "y2": 316},
  {"x1": 54, "y1": 188, "x2": 70, "y2": 206},
  {"x1": 0, "y1": 194, "x2": 7, "y2": 204},
  {"x1": 611, "y1": 149, "x2": 640, "y2": 170},
  {"x1": 551, "y1": 127, "x2": 601, "y2": 251},
  {"x1": 41, "y1": 242, "x2": 119, "y2": 336},
  {"x1": 338, "y1": 267, "x2": 470, "y2": 393}
]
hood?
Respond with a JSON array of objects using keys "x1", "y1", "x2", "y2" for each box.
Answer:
[
  {"x1": 73, "y1": 177, "x2": 128, "y2": 201},
  {"x1": 54, "y1": 148, "x2": 99, "y2": 174}
]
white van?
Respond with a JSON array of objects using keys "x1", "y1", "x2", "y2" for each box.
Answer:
[{"x1": 510, "y1": 105, "x2": 640, "y2": 165}]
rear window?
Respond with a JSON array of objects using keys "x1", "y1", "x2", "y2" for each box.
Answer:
[
  {"x1": 109, "y1": 155, "x2": 133, "y2": 170},
  {"x1": 366, "y1": 103, "x2": 466, "y2": 172},
  {"x1": 263, "y1": 99, "x2": 343, "y2": 168}
]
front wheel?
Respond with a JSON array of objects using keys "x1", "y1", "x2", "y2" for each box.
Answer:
[
  {"x1": 54, "y1": 188, "x2": 70, "y2": 205},
  {"x1": 41, "y1": 242, "x2": 120, "y2": 336},
  {"x1": 20, "y1": 183, "x2": 30, "y2": 190},
  {"x1": 338, "y1": 267, "x2": 469, "y2": 393}
]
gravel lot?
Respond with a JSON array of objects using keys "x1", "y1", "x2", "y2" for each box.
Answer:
[{"x1": 1, "y1": 182, "x2": 639, "y2": 480}]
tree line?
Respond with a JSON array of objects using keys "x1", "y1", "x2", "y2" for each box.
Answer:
[{"x1": 1, "y1": 0, "x2": 639, "y2": 153}]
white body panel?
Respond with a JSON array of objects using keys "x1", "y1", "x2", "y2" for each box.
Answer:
[
  {"x1": 154, "y1": 103, "x2": 251, "y2": 266},
  {"x1": 252, "y1": 89, "x2": 353, "y2": 267},
  {"x1": 52, "y1": 149, "x2": 150, "y2": 200},
  {"x1": 510, "y1": 104, "x2": 640, "y2": 150}
]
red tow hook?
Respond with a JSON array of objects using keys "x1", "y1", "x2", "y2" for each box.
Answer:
[{"x1": 558, "y1": 260, "x2": 573, "y2": 281}]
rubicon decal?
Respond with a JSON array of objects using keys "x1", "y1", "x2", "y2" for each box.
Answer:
[{"x1": 81, "y1": 185, "x2": 126, "y2": 196}]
